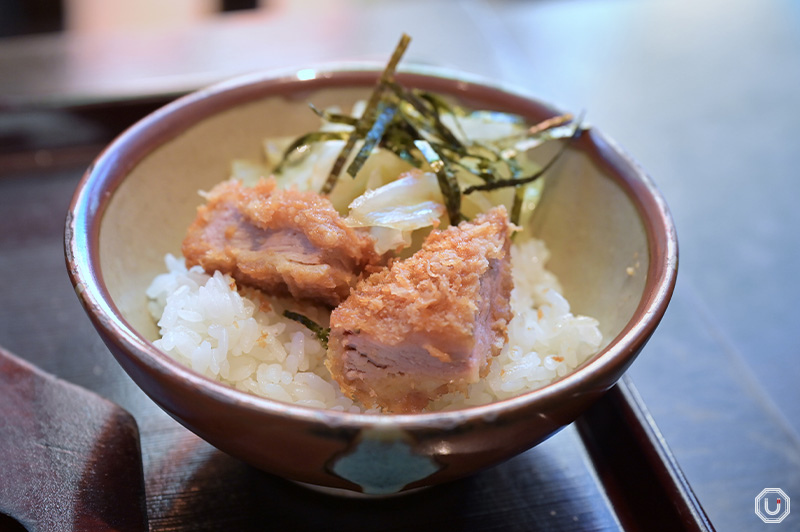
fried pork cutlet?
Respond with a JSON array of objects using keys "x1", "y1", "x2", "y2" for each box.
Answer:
[
  {"x1": 327, "y1": 206, "x2": 515, "y2": 413},
  {"x1": 182, "y1": 178, "x2": 382, "y2": 307}
]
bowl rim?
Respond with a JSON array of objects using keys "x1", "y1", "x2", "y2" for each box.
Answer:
[{"x1": 65, "y1": 63, "x2": 678, "y2": 428}]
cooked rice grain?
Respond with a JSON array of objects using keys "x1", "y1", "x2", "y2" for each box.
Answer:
[{"x1": 146, "y1": 239, "x2": 602, "y2": 412}]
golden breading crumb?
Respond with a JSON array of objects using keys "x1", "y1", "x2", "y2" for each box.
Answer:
[
  {"x1": 327, "y1": 206, "x2": 515, "y2": 412},
  {"x1": 331, "y1": 207, "x2": 514, "y2": 346},
  {"x1": 182, "y1": 178, "x2": 383, "y2": 307}
]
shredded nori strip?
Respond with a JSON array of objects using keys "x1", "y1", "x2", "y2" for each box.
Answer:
[
  {"x1": 510, "y1": 186, "x2": 525, "y2": 226},
  {"x1": 463, "y1": 120, "x2": 584, "y2": 195},
  {"x1": 270, "y1": 32, "x2": 586, "y2": 229},
  {"x1": 414, "y1": 140, "x2": 462, "y2": 224},
  {"x1": 274, "y1": 131, "x2": 351, "y2": 174},
  {"x1": 346, "y1": 101, "x2": 398, "y2": 178},
  {"x1": 283, "y1": 310, "x2": 330, "y2": 349},
  {"x1": 388, "y1": 82, "x2": 464, "y2": 149},
  {"x1": 308, "y1": 103, "x2": 359, "y2": 127},
  {"x1": 320, "y1": 33, "x2": 411, "y2": 195},
  {"x1": 420, "y1": 91, "x2": 468, "y2": 118},
  {"x1": 493, "y1": 114, "x2": 577, "y2": 160},
  {"x1": 380, "y1": 125, "x2": 426, "y2": 168}
]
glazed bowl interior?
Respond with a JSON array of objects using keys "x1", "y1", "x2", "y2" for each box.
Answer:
[{"x1": 69, "y1": 66, "x2": 676, "y2": 492}]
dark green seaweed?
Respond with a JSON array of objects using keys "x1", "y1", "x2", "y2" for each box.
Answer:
[
  {"x1": 269, "y1": 33, "x2": 585, "y2": 227},
  {"x1": 320, "y1": 33, "x2": 411, "y2": 194},
  {"x1": 346, "y1": 102, "x2": 398, "y2": 178},
  {"x1": 308, "y1": 103, "x2": 359, "y2": 127},
  {"x1": 388, "y1": 82, "x2": 464, "y2": 149},
  {"x1": 463, "y1": 120, "x2": 584, "y2": 195},
  {"x1": 282, "y1": 310, "x2": 330, "y2": 349},
  {"x1": 413, "y1": 139, "x2": 462, "y2": 224},
  {"x1": 274, "y1": 131, "x2": 351, "y2": 174}
]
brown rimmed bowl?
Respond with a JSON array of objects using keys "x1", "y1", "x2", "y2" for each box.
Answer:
[{"x1": 65, "y1": 65, "x2": 677, "y2": 495}]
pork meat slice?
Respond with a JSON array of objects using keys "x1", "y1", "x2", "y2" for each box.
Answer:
[
  {"x1": 182, "y1": 178, "x2": 382, "y2": 307},
  {"x1": 327, "y1": 206, "x2": 515, "y2": 413}
]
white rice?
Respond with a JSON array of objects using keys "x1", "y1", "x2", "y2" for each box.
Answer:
[{"x1": 146, "y1": 239, "x2": 602, "y2": 413}]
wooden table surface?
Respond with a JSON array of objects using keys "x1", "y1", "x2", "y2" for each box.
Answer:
[{"x1": 2, "y1": 0, "x2": 799, "y2": 530}]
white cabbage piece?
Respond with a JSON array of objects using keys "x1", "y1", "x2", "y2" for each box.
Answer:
[
  {"x1": 230, "y1": 159, "x2": 271, "y2": 187},
  {"x1": 345, "y1": 171, "x2": 445, "y2": 254},
  {"x1": 232, "y1": 99, "x2": 543, "y2": 255},
  {"x1": 366, "y1": 226, "x2": 414, "y2": 256},
  {"x1": 346, "y1": 171, "x2": 444, "y2": 229},
  {"x1": 258, "y1": 101, "x2": 414, "y2": 214},
  {"x1": 328, "y1": 149, "x2": 412, "y2": 214},
  {"x1": 441, "y1": 112, "x2": 527, "y2": 143}
]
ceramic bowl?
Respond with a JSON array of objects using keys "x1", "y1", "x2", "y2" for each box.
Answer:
[{"x1": 65, "y1": 65, "x2": 677, "y2": 495}]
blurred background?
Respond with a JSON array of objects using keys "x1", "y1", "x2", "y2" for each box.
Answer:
[{"x1": 2, "y1": 0, "x2": 799, "y2": 530}]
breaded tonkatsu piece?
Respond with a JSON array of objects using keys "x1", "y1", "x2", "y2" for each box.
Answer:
[
  {"x1": 183, "y1": 178, "x2": 383, "y2": 307},
  {"x1": 327, "y1": 206, "x2": 515, "y2": 413}
]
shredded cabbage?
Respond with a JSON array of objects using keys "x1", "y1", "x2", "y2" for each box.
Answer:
[{"x1": 345, "y1": 171, "x2": 445, "y2": 254}]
